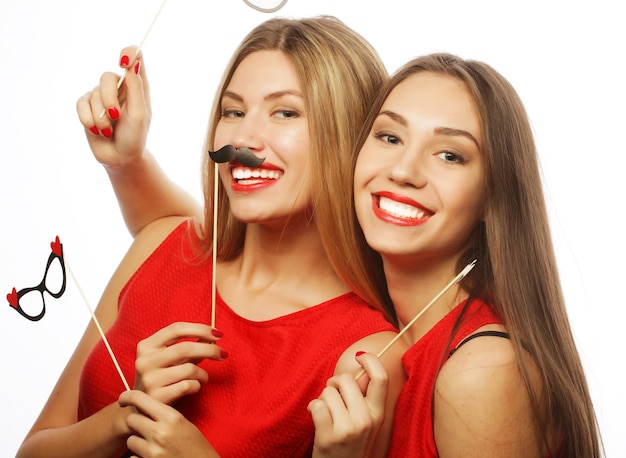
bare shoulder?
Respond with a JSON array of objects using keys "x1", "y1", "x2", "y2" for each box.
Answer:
[
  {"x1": 111, "y1": 216, "x2": 190, "y2": 282},
  {"x1": 97, "y1": 216, "x2": 190, "y2": 317},
  {"x1": 124, "y1": 215, "x2": 190, "y2": 263},
  {"x1": 433, "y1": 324, "x2": 548, "y2": 457},
  {"x1": 334, "y1": 330, "x2": 407, "y2": 380}
]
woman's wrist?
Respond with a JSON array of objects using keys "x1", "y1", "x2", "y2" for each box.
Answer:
[
  {"x1": 103, "y1": 148, "x2": 150, "y2": 176},
  {"x1": 112, "y1": 403, "x2": 134, "y2": 438}
]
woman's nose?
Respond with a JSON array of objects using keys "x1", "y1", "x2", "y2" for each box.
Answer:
[
  {"x1": 389, "y1": 147, "x2": 427, "y2": 189},
  {"x1": 230, "y1": 112, "x2": 264, "y2": 152}
]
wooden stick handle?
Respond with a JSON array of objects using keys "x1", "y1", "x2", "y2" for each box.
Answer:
[
  {"x1": 98, "y1": 0, "x2": 168, "y2": 118},
  {"x1": 66, "y1": 259, "x2": 130, "y2": 391}
]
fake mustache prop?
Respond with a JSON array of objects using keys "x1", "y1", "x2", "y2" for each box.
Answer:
[
  {"x1": 206, "y1": 144, "x2": 265, "y2": 329},
  {"x1": 208, "y1": 145, "x2": 265, "y2": 167}
]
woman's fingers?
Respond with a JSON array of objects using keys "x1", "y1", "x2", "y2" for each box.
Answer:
[
  {"x1": 118, "y1": 46, "x2": 151, "y2": 113},
  {"x1": 323, "y1": 375, "x2": 373, "y2": 432},
  {"x1": 138, "y1": 361, "x2": 208, "y2": 399},
  {"x1": 120, "y1": 390, "x2": 165, "y2": 456},
  {"x1": 309, "y1": 353, "x2": 389, "y2": 440},
  {"x1": 99, "y1": 71, "x2": 123, "y2": 122},
  {"x1": 133, "y1": 322, "x2": 227, "y2": 403},
  {"x1": 309, "y1": 380, "x2": 372, "y2": 454},
  {"x1": 354, "y1": 352, "x2": 389, "y2": 417},
  {"x1": 136, "y1": 338, "x2": 228, "y2": 369},
  {"x1": 76, "y1": 45, "x2": 150, "y2": 145},
  {"x1": 120, "y1": 390, "x2": 216, "y2": 457},
  {"x1": 76, "y1": 91, "x2": 99, "y2": 136},
  {"x1": 308, "y1": 354, "x2": 390, "y2": 456},
  {"x1": 120, "y1": 390, "x2": 163, "y2": 420},
  {"x1": 138, "y1": 322, "x2": 225, "y2": 349}
]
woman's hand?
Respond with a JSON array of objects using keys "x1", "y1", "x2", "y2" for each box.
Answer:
[
  {"x1": 308, "y1": 352, "x2": 389, "y2": 458},
  {"x1": 119, "y1": 390, "x2": 220, "y2": 458},
  {"x1": 76, "y1": 45, "x2": 151, "y2": 169},
  {"x1": 133, "y1": 322, "x2": 228, "y2": 406}
]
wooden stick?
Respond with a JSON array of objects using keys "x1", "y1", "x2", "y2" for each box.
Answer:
[
  {"x1": 211, "y1": 166, "x2": 219, "y2": 328},
  {"x1": 355, "y1": 260, "x2": 477, "y2": 381},
  {"x1": 99, "y1": 0, "x2": 168, "y2": 118},
  {"x1": 65, "y1": 259, "x2": 131, "y2": 391}
]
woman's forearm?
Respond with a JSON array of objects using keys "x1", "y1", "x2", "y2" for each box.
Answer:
[
  {"x1": 105, "y1": 149, "x2": 202, "y2": 237},
  {"x1": 17, "y1": 402, "x2": 131, "y2": 458}
]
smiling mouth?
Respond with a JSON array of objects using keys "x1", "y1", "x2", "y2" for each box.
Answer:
[
  {"x1": 378, "y1": 196, "x2": 432, "y2": 220},
  {"x1": 231, "y1": 166, "x2": 283, "y2": 185}
]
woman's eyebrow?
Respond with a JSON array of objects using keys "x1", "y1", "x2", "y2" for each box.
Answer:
[
  {"x1": 264, "y1": 90, "x2": 304, "y2": 101},
  {"x1": 434, "y1": 126, "x2": 480, "y2": 149},
  {"x1": 222, "y1": 90, "x2": 243, "y2": 103},
  {"x1": 378, "y1": 111, "x2": 480, "y2": 148},
  {"x1": 222, "y1": 90, "x2": 303, "y2": 103},
  {"x1": 378, "y1": 110, "x2": 407, "y2": 126}
]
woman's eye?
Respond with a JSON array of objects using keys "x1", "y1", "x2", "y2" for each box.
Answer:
[
  {"x1": 437, "y1": 150, "x2": 465, "y2": 164},
  {"x1": 274, "y1": 110, "x2": 299, "y2": 119},
  {"x1": 222, "y1": 109, "x2": 244, "y2": 118},
  {"x1": 374, "y1": 132, "x2": 401, "y2": 145}
]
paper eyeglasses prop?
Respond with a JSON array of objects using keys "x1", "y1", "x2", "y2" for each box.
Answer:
[
  {"x1": 6, "y1": 236, "x2": 66, "y2": 322},
  {"x1": 6, "y1": 236, "x2": 131, "y2": 389}
]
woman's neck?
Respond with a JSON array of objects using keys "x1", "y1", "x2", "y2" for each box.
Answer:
[{"x1": 217, "y1": 219, "x2": 349, "y2": 320}]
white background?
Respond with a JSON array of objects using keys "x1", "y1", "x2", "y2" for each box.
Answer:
[{"x1": 1, "y1": 0, "x2": 624, "y2": 455}]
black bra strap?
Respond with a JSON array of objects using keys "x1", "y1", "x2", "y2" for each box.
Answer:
[{"x1": 448, "y1": 330, "x2": 510, "y2": 357}]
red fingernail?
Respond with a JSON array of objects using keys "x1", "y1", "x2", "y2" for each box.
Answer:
[
  {"x1": 120, "y1": 54, "x2": 130, "y2": 66},
  {"x1": 102, "y1": 127, "x2": 112, "y2": 138},
  {"x1": 211, "y1": 329, "x2": 224, "y2": 338},
  {"x1": 108, "y1": 107, "x2": 119, "y2": 120},
  {"x1": 220, "y1": 350, "x2": 229, "y2": 359},
  {"x1": 89, "y1": 126, "x2": 99, "y2": 136},
  {"x1": 355, "y1": 351, "x2": 366, "y2": 357},
  {"x1": 134, "y1": 61, "x2": 141, "y2": 74}
]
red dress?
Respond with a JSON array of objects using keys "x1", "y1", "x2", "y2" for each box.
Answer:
[
  {"x1": 387, "y1": 298, "x2": 502, "y2": 457},
  {"x1": 78, "y1": 221, "x2": 395, "y2": 457}
]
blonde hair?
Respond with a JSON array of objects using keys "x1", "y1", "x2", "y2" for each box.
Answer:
[
  {"x1": 354, "y1": 53, "x2": 602, "y2": 456},
  {"x1": 196, "y1": 16, "x2": 394, "y2": 322}
]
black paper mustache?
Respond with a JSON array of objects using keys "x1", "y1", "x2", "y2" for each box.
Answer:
[{"x1": 208, "y1": 145, "x2": 265, "y2": 167}]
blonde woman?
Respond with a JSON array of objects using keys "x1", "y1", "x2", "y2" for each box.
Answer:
[{"x1": 17, "y1": 17, "x2": 405, "y2": 458}]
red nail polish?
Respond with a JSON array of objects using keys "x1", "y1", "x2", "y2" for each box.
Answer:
[
  {"x1": 102, "y1": 127, "x2": 112, "y2": 138},
  {"x1": 355, "y1": 351, "x2": 366, "y2": 357},
  {"x1": 108, "y1": 107, "x2": 119, "y2": 120},
  {"x1": 89, "y1": 126, "x2": 99, "y2": 136},
  {"x1": 120, "y1": 54, "x2": 130, "y2": 67},
  {"x1": 220, "y1": 349, "x2": 229, "y2": 359},
  {"x1": 211, "y1": 329, "x2": 224, "y2": 338},
  {"x1": 134, "y1": 61, "x2": 141, "y2": 75}
]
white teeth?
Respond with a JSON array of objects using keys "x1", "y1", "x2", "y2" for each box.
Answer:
[
  {"x1": 379, "y1": 196, "x2": 427, "y2": 219},
  {"x1": 232, "y1": 167, "x2": 282, "y2": 180}
]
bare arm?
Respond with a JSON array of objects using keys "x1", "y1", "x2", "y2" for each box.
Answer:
[
  {"x1": 104, "y1": 151, "x2": 202, "y2": 237},
  {"x1": 16, "y1": 217, "x2": 186, "y2": 457},
  {"x1": 76, "y1": 46, "x2": 201, "y2": 237},
  {"x1": 434, "y1": 326, "x2": 550, "y2": 457}
]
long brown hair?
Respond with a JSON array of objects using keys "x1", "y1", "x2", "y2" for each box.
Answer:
[
  {"x1": 195, "y1": 16, "x2": 394, "y2": 322},
  {"x1": 353, "y1": 53, "x2": 602, "y2": 456}
]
